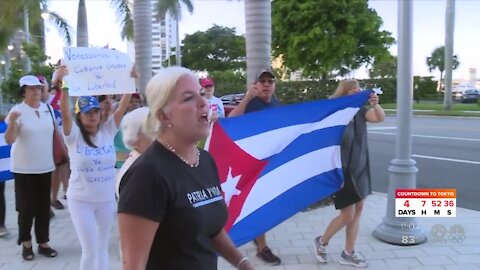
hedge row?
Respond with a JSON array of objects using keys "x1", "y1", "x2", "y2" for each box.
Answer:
[{"x1": 274, "y1": 77, "x2": 437, "y2": 104}]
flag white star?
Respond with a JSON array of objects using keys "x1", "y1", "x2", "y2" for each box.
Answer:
[{"x1": 221, "y1": 167, "x2": 242, "y2": 206}]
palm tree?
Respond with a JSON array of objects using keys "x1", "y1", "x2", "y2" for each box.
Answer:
[
  {"x1": 76, "y1": 0, "x2": 89, "y2": 47},
  {"x1": 76, "y1": 0, "x2": 133, "y2": 47},
  {"x1": 130, "y1": 0, "x2": 193, "y2": 93},
  {"x1": 244, "y1": 0, "x2": 271, "y2": 85},
  {"x1": 426, "y1": 46, "x2": 459, "y2": 92},
  {"x1": 133, "y1": 0, "x2": 152, "y2": 93},
  {"x1": 0, "y1": 0, "x2": 72, "y2": 72},
  {"x1": 156, "y1": 0, "x2": 194, "y2": 67},
  {"x1": 0, "y1": 0, "x2": 72, "y2": 50}
]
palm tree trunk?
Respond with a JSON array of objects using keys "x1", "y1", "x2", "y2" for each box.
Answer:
[
  {"x1": 244, "y1": 0, "x2": 272, "y2": 85},
  {"x1": 175, "y1": 18, "x2": 181, "y2": 66},
  {"x1": 77, "y1": 0, "x2": 89, "y2": 47},
  {"x1": 134, "y1": 0, "x2": 152, "y2": 93},
  {"x1": 443, "y1": 0, "x2": 455, "y2": 110}
]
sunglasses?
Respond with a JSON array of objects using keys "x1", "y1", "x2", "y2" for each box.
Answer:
[{"x1": 257, "y1": 79, "x2": 275, "y2": 85}]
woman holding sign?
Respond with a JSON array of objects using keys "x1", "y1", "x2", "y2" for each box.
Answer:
[{"x1": 55, "y1": 65, "x2": 134, "y2": 270}]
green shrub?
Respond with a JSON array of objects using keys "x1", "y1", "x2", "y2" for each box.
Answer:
[
  {"x1": 208, "y1": 70, "x2": 246, "y2": 97},
  {"x1": 1, "y1": 42, "x2": 55, "y2": 104},
  {"x1": 276, "y1": 80, "x2": 337, "y2": 104},
  {"x1": 359, "y1": 78, "x2": 396, "y2": 103},
  {"x1": 274, "y1": 76, "x2": 437, "y2": 105}
]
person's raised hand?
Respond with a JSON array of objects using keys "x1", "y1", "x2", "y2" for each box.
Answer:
[
  {"x1": 8, "y1": 111, "x2": 21, "y2": 124},
  {"x1": 245, "y1": 84, "x2": 258, "y2": 101},
  {"x1": 369, "y1": 93, "x2": 379, "y2": 106},
  {"x1": 53, "y1": 65, "x2": 69, "y2": 85},
  {"x1": 130, "y1": 64, "x2": 139, "y2": 79}
]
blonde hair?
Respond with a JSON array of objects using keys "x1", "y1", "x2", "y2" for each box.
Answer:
[
  {"x1": 330, "y1": 79, "x2": 360, "y2": 98},
  {"x1": 121, "y1": 107, "x2": 152, "y2": 150},
  {"x1": 143, "y1": 66, "x2": 198, "y2": 137}
]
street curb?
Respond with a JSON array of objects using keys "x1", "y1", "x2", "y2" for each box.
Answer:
[{"x1": 384, "y1": 110, "x2": 480, "y2": 119}]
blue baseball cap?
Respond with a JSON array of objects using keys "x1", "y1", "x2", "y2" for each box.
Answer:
[{"x1": 75, "y1": 96, "x2": 101, "y2": 114}]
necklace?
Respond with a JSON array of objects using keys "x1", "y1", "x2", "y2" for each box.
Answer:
[{"x1": 162, "y1": 141, "x2": 200, "y2": 168}]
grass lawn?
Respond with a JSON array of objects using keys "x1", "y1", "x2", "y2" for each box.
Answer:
[
  {"x1": 384, "y1": 110, "x2": 480, "y2": 117},
  {"x1": 381, "y1": 103, "x2": 480, "y2": 111}
]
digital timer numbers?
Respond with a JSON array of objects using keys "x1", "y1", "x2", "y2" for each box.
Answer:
[{"x1": 403, "y1": 200, "x2": 455, "y2": 207}]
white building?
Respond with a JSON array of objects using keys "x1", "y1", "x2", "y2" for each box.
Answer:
[
  {"x1": 453, "y1": 67, "x2": 480, "y2": 92},
  {"x1": 127, "y1": 0, "x2": 177, "y2": 73}
]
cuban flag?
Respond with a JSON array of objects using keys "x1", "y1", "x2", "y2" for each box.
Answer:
[
  {"x1": 0, "y1": 121, "x2": 13, "y2": 182},
  {"x1": 206, "y1": 91, "x2": 371, "y2": 246}
]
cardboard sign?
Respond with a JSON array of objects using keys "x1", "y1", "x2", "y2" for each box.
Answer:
[{"x1": 62, "y1": 47, "x2": 136, "y2": 96}]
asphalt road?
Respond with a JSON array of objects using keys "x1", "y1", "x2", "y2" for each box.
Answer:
[{"x1": 367, "y1": 115, "x2": 480, "y2": 211}]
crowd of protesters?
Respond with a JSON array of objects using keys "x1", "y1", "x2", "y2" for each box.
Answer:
[{"x1": 1, "y1": 58, "x2": 384, "y2": 269}]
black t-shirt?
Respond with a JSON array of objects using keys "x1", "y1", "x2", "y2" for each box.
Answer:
[
  {"x1": 118, "y1": 141, "x2": 228, "y2": 270},
  {"x1": 244, "y1": 96, "x2": 280, "y2": 113}
]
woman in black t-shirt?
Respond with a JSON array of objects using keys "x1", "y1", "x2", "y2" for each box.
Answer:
[{"x1": 118, "y1": 67, "x2": 254, "y2": 270}]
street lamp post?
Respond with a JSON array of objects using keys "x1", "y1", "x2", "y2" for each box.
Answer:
[
  {"x1": 372, "y1": 0, "x2": 427, "y2": 245},
  {"x1": 41, "y1": 3, "x2": 50, "y2": 58},
  {"x1": 23, "y1": 5, "x2": 32, "y2": 72},
  {"x1": 4, "y1": 47, "x2": 12, "y2": 81},
  {"x1": 0, "y1": 59, "x2": 5, "y2": 80},
  {"x1": 0, "y1": 58, "x2": 5, "y2": 114}
]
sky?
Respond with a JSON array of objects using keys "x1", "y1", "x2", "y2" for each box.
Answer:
[{"x1": 44, "y1": 0, "x2": 480, "y2": 81}]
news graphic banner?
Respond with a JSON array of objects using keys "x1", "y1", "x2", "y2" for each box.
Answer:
[
  {"x1": 62, "y1": 47, "x2": 136, "y2": 96},
  {"x1": 395, "y1": 189, "x2": 456, "y2": 217}
]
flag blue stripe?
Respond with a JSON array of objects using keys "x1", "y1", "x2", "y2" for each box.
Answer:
[
  {"x1": 228, "y1": 169, "x2": 344, "y2": 247},
  {"x1": 0, "y1": 171, "x2": 13, "y2": 182},
  {"x1": 0, "y1": 121, "x2": 13, "y2": 181},
  {"x1": 220, "y1": 91, "x2": 370, "y2": 141},
  {"x1": 0, "y1": 145, "x2": 11, "y2": 159},
  {"x1": 0, "y1": 121, "x2": 7, "y2": 133},
  {"x1": 260, "y1": 126, "x2": 345, "y2": 177}
]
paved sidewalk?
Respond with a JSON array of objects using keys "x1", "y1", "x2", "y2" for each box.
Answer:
[{"x1": 0, "y1": 180, "x2": 479, "y2": 270}]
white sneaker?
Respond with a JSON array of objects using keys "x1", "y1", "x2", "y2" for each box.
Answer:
[
  {"x1": 339, "y1": 250, "x2": 368, "y2": 268},
  {"x1": 0, "y1": 226, "x2": 10, "y2": 237},
  {"x1": 312, "y1": 236, "x2": 327, "y2": 263}
]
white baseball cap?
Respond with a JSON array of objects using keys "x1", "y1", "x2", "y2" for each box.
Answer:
[{"x1": 19, "y1": 75, "x2": 43, "y2": 87}]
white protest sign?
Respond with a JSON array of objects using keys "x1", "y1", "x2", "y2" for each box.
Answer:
[{"x1": 62, "y1": 47, "x2": 136, "y2": 96}]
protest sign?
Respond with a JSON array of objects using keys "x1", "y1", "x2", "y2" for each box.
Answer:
[{"x1": 62, "y1": 47, "x2": 136, "y2": 96}]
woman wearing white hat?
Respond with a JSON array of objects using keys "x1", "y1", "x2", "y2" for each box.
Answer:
[{"x1": 4, "y1": 75, "x2": 59, "y2": 261}]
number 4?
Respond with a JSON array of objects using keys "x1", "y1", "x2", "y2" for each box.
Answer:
[{"x1": 404, "y1": 200, "x2": 410, "y2": 207}]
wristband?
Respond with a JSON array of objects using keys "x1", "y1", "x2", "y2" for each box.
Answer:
[
  {"x1": 61, "y1": 81, "x2": 69, "y2": 91},
  {"x1": 236, "y1": 257, "x2": 249, "y2": 269}
]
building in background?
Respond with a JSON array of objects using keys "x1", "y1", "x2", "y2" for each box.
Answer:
[
  {"x1": 127, "y1": 0, "x2": 177, "y2": 73},
  {"x1": 452, "y1": 67, "x2": 480, "y2": 93}
]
